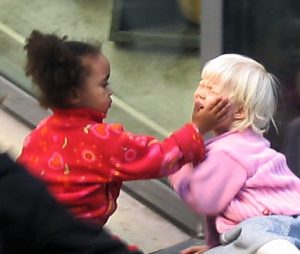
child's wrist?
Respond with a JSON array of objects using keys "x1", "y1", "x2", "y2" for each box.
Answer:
[
  {"x1": 190, "y1": 122, "x2": 201, "y2": 133},
  {"x1": 192, "y1": 122, "x2": 207, "y2": 135}
]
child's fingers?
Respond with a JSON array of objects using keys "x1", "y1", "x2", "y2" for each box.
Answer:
[
  {"x1": 217, "y1": 112, "x2": 230, "y2": 123},
  {"x1": 205, "y1": 96, "x2": 222, "y2": 111},
  {"x1": 208, "y1": 97, "x2": 229, "y2": 113},
  {"x1": 215, "y1": 102, "x2": 231, "y2": 119},
  {"x1": 180, "y1": 245, "x2": 209, "y2": 254},
  {"x1": 180, "y1": 246, "x2": 201, "y2": 254}
]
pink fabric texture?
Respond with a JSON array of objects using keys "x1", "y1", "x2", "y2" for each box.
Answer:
[
  {"x1": 169, "y1": 129, "x2": 300, "y2": 246},
  {"x1": 18, "y1": 107, "x2": 205, "y2": 225}
]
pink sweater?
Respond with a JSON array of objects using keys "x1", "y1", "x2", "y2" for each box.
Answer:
[{"x1": 169, "y1": 129, "x2": 300, "y2": 246}]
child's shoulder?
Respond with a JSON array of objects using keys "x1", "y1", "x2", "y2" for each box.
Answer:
[
  {"x1": 206, "y1": 129, "x2": 267, "y2": 160},
  {"x1": 206, "y1": 130, "x2": 250, "y2": 150}
]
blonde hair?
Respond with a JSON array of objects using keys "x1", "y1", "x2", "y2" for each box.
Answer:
[{"x1": 201, "y1": 54, "x2": 278, "y2": 134}]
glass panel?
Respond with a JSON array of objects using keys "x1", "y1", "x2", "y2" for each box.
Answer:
[
  {"x1": 0, "y1": 0, "x2": 201, "y2": 138},
  {"x1": 0, "y1": 0, "x2": 203, "y2": 233},
  {"x1": 224, "y1": 0, "x2": 300, "y2": 176}
]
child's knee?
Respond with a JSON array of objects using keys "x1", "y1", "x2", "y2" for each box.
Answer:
[{"x1": 255, "y1": 239, "x2": 300, "y2": 254}]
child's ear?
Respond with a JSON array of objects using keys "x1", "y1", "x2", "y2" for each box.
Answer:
[
  {"x1": 68, "y1": 89, "x2": 81, "y2": 106},
  {"x1": 234, "y1": 107, "x2": 246, "y2": 120}
]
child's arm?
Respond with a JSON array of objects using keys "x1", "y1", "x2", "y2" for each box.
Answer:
[
  {"x1": 169, "y1": 149, "x2": 247, "y2": 215},
  {"x1": 90, "y1": 97, "x2": 229, "y2": 181},
  {"x1": 92, "y1": 122, "x2": 205, "y2": 180}
]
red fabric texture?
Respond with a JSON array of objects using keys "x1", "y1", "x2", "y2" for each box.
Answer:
[{"x1": 18, "y1": 107, "x2": 204, "y2": 225}]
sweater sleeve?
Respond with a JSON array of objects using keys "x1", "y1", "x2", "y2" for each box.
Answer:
[
  {"x1": 169, "y1": 149, "x2": 247, "y2": 215},
  {"x1": 92, "y1": 123, "x2": 205, "y2": 181}
]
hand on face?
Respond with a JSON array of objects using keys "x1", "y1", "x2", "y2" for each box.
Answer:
[
  {"x1": 192, "y1": 81, "x2": 230, "y2": 134},
  {"x1": 194, "y1": 80, "x2": 219, "y2": 103}
]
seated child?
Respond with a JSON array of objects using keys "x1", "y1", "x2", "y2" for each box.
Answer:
[
  {"x1": 169, "y1": 54, "x2": 300, "y2": 254},
  {"x1": 17, "y1": 30, "x2": 229, "y2": 226}
]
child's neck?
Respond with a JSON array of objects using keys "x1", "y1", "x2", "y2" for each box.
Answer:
[{"x1": 213, "y1": 128, "x2": 229, "y2": 136}]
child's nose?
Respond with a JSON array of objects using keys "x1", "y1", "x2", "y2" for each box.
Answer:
[
  {"x1": 107, "y1": 87, "x2": 113, "y2": 95},
  {"x1": 194, "y1": 86, "x2": 201, "y2": 95},
  {"x1": 194, "y1": 90, "x2": 200, "y2": 100},
  {"x1": 194, "y1": 88, "x2": 205, "y2": 99}
]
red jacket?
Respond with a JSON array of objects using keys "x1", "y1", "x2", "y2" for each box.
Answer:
[{"x1": 18, "y1": 107, "x2": 205, "y2": 225}]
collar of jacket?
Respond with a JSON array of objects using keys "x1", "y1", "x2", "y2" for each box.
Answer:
[{"x1": 51, "y1": 107, "x2": 106, "y2": 122}]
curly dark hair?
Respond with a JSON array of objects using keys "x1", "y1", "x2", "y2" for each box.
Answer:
[{"x1": 24, "y1": 30, "x2": 101, "y2": 108}]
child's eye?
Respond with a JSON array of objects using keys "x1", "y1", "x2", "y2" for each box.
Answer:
[
  {"x1": 205, "y1": 83, "x2": 213, "y2": 89},
  {"x1": 200, "y1": 81, "x2": 212, "y2": 89},
  {"x1": 101, "y1": 82, "x2": 109, "y2": 87}
]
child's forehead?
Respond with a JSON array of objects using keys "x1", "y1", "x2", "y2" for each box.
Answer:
[
  {"x1": 200, "y1": 76, "x2": 221, "y2": 86},
  {"x1": 82, "y1": 54, "x2": 110, "y2": 76},
  {"x1": 199, "y1": 77, "x2": 232, "y2": 95},
  {"x1": 202, "y1": 68, "x2": 220, "y2": 78}
]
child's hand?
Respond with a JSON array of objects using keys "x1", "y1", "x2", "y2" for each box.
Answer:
[
  {"x1": 180, "y1": 245, "x2": 209, "y2": 254},
  {"x1": 192, "y1": 96, "x2": 230, "y2": 134}
]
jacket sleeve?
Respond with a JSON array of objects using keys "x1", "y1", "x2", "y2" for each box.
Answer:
[
  {"x1": 92, "y1": 123, "x2": 205, "y2": 181},
  {"x1": 0, "y1": 153, "x2": 143, "y2": 254},
  {"x1": 169, "y1": 149, "x2": 247, "y2": 215}
]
